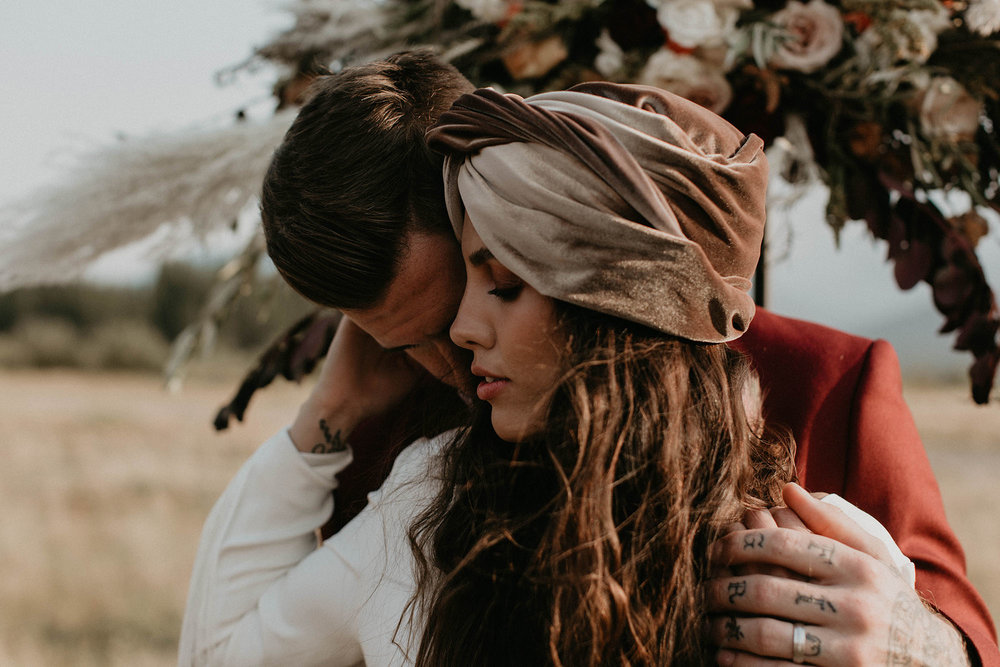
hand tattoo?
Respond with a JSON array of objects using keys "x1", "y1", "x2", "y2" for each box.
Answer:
[
  {"x1": 888, "y1": 591, "x2": 969, "y2": 667},
  {"x1": 795, "y1": 592, "x2": 837, "y2": 614},
  {"x1": 808, "y1": 540, "x2": 835, "y2": 565},
  {"x1": 728, "y1": 581, "x2": 747, "y2": 604},
  {"x1": 725, "y1": 616, "x2": 744, "y2": 641},
  {"x1": 744, "y1": 533, "x2": 765, "y2": 550},
  {"x1": 805, "y1": 631, "x2": 822, "y2": 657},
  {"x1": 312, "y1": 419, "x2": 348, "y2": 454}
]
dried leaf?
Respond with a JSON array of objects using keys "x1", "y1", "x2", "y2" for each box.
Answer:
[
  {"x1": 214, "y1": 310, "x2": 340, "y2": 430},
  {"x1": 970, "y1": 348, "x2": 999, "y2": 405},
  {"x1": 893, "y1": 238, "x2": 935, "y2": 290}
]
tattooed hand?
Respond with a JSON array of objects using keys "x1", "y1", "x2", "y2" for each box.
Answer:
[
  {"x1": 703, "y1": 483, "x2": 971, "y2": 666},
  {"x1": 289, "y1": 317, "x2": 424, "y2": 454}
]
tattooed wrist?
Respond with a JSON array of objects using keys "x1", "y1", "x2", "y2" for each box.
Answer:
[
  {"x1": 311, "y1": 419, "x2": 348, "y2": 454},
  {"x1": 888, "y1": 592, "x2": 970, "y2": 667}
]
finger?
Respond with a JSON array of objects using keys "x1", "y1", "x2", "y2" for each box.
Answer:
[
  {"x1": 716, "y1": 649, "x2": 791, "y2": 667},
  {"x1": 723, "y1": 521, "x2": 748, "y2": 535},
  {"x1": 745, "y1": 509, "x2": 778, "y2": 530},
  {"x1": 782, "y1": 484, "x2": 893, "y2": 567},
  {"x1": 727, "y1": 526, "x2": 805, "y2": 580},
  {"x1": 709, "y1": 616, "x2": 830, "y2": 665},
  {"x1": 704, "y1": 575, "x2": 842, "y2": 626},
  {"x1": 710, "y1": 527, "x2": 859, "y2": 583},
  {"x1": 769, "y1": 507, "x2": 809, "y2": 533},
  {"x1": 739, "y1": 512, "x2": 796, "y2": 577},
  {"x1": 715, "y1": 522, "x2": 749, "y2": 577}
]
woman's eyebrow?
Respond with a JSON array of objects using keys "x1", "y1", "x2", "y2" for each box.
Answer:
[{"x1": 468, "y1": 247, "x2": 494, "y2": 267}]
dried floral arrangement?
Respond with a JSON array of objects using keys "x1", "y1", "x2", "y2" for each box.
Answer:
[{"x1": 214, "y1": 0, "x2": 1000, "y2": 416}]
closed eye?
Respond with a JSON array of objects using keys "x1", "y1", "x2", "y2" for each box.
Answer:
[{"x1": 487, "y1": 285, "x2": 523, "y2": 302}]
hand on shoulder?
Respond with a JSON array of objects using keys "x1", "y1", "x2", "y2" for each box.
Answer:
[{"x1": 290, "y1": 317, "x2": 425, "y2": 453}]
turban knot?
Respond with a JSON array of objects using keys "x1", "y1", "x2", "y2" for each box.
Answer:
[{"x1": 426, "y1": 82, "x2": 767, "y2": 342}]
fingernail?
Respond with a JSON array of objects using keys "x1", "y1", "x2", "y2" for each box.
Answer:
[{"x1": 717, "y1": 649, "x2": 736, "y2": 666}]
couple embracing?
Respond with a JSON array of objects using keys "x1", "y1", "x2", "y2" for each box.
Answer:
[{"x1": 180, "y1": 51, "x2": 997, "y2": 666}]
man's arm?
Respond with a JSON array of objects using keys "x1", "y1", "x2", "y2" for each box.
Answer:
[
  {"x1": 729, "y1": 315, "x2": 997, "y2": 665},
  {"x1": 843, "y1": 340, "x2": 997, "y2": 665}
]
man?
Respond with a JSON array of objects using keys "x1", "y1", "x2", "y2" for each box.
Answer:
[{"x1": 260, "y1": 51, "x2": 997, "y2": 664}]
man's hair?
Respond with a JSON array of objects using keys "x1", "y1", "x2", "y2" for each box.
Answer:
[{"x1": 261, "y1": 50, "x2": 474, "y2": 310}]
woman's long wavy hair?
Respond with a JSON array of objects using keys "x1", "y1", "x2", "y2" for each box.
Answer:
[{"x1": 406, "y1": 305, "x2": 795, "y2": 666}]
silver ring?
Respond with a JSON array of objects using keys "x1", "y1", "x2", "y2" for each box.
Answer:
[{"x1": 792, "y1": 623, "x2": 807, "y2": 664}]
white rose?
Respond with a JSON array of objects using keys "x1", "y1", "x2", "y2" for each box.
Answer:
[
  {"x1": 656, "y1": 0, "x2": 742, "y2": 49},
  {"x1": 639, "y1": 49, "x2": 733, "y2": 113},
  {"x1": 594, "y1": 29, "x2": 625, "y2": 77},
  {"x1": 908, "y1": 7, "x2": 952, "y2": 61},
  {"x1": 454, "y1": 0, "x2": 511, "y2": 23},
  {"x1": 965, "y1": 0, "x2": 1000, "y2": 36},
  {"x1": 918, "y1": 76, "x2": 982, "y2": 142},
  {"x1": 769, "y1": 0, "x2": 844, "y2": 73}
]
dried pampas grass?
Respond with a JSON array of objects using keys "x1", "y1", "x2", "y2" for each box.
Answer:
[{"x1": 0, "y1": 110, "x2": 296, "y2": 292}]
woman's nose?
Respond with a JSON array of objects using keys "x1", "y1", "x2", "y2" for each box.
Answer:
[{"x1": 450, "y1": 293, "x2": 493, "y2": 351}]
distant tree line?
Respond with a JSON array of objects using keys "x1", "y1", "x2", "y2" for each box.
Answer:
[{"x1": 0, "y1": 263, "x2": 312, "y2": 371}]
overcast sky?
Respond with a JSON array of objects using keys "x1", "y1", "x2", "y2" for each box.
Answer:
[
  {"x1": 0, "y1": 0, "x2": 286, "y2": 202},
  {"x1": 1, "y1": 0, "x2": 997, "y2": 377}
]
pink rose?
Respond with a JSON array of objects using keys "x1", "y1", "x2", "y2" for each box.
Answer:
[
  {"x1": 501, "y1": 34, "x2": 568, "y2": 80},
  {"x1": 918, "y1": 77, "x2": 982, "y2": 142},
  {"x1": 769, "y1": 0, "x2": 844, "y2": 73},
  {"x1": 639, "y1": 49, "x2": 733, "y2": 113}
]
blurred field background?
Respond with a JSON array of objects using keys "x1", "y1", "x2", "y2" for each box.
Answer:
[{"x1": 0, "y1": 278, "x2": 998, "y2": 665}]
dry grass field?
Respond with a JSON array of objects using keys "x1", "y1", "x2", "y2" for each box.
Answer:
[{"x1": 0, "y1": 369, "x2": 997, "y2": 665}]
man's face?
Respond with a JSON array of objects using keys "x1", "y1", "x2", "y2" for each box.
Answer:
[{"x1": 343, "y1": 231, "x2": 475, "y2": 393}]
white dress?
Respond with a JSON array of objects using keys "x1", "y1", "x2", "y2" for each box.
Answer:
[
  {"x1": 178, "y1": 428, "x2": 914, "y2": 667},
  {"x1": 178, "y1": 428, "x2": 450, "y2": 667}
]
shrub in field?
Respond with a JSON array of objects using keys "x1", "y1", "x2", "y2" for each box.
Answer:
[
  {"x1": 1, "y1": 317, "x2": 83, "y2": 368},
  {"x1": 80, "y1": 320, "x2": 171, "y2": 371},
  {"x1": 0, "y1": 317, "x2": 170, "y2": 371}
]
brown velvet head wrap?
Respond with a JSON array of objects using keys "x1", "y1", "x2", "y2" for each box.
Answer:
[{"x1": 426, "y1": 82, "x2": 767, "y2": 342}]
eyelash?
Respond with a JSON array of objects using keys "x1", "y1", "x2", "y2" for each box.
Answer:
[{"x1": 488, "y1": 285, "x2": 523, "y2": 302}]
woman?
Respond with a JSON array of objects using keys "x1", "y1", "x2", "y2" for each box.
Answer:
[
  {"x1": 411, "y1": 83, "x2": 793, "y2": 665},
  {"x1": 180, "y1": 83, "x2": 913, "y2": 666}
]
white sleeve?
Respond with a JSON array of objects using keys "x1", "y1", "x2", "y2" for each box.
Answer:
[
  {"x1": 178, "y1": 428, "x2": 361, "y2": 667},
  {"x1": 820, "y1": 494, "x2": 917, "y2": 588}
]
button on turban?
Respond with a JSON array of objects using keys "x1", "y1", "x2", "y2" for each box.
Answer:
[{"x1": 426, "y1": 82, "x2": 767, "y2": 343}]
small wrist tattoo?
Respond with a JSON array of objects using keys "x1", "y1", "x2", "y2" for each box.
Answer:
[{"x1": 312, "y1": 419, "x2": 347, "y2": 454}]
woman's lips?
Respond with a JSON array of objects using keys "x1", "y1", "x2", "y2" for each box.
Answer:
[{"x1": 476, "y1": 377, "x2": 509, "y2": 401}]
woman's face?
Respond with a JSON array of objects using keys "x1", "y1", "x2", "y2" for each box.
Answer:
[{"x1": 450, "y1": 217, "x2": 565, "y2": 442}]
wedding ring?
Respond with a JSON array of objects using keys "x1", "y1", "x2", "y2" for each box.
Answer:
[{"x1": 792, "y1": 623, "x2": 807, "y2": 664}]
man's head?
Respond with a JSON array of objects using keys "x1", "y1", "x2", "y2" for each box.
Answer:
[{"x1": 261, "y1": 51, "x2": 475, "y2": 387}]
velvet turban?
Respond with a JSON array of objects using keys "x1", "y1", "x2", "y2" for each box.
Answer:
[{"x1": 426, "y1": 82, "x2": 767, "y2": 343}]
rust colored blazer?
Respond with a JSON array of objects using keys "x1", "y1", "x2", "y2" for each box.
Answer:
[
  {"x1": 332, "y1": 307, "x2": 999, "y2": 663},
  {"x1": 730, "y1": 308, "x2": 997, "y2": 665}
]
